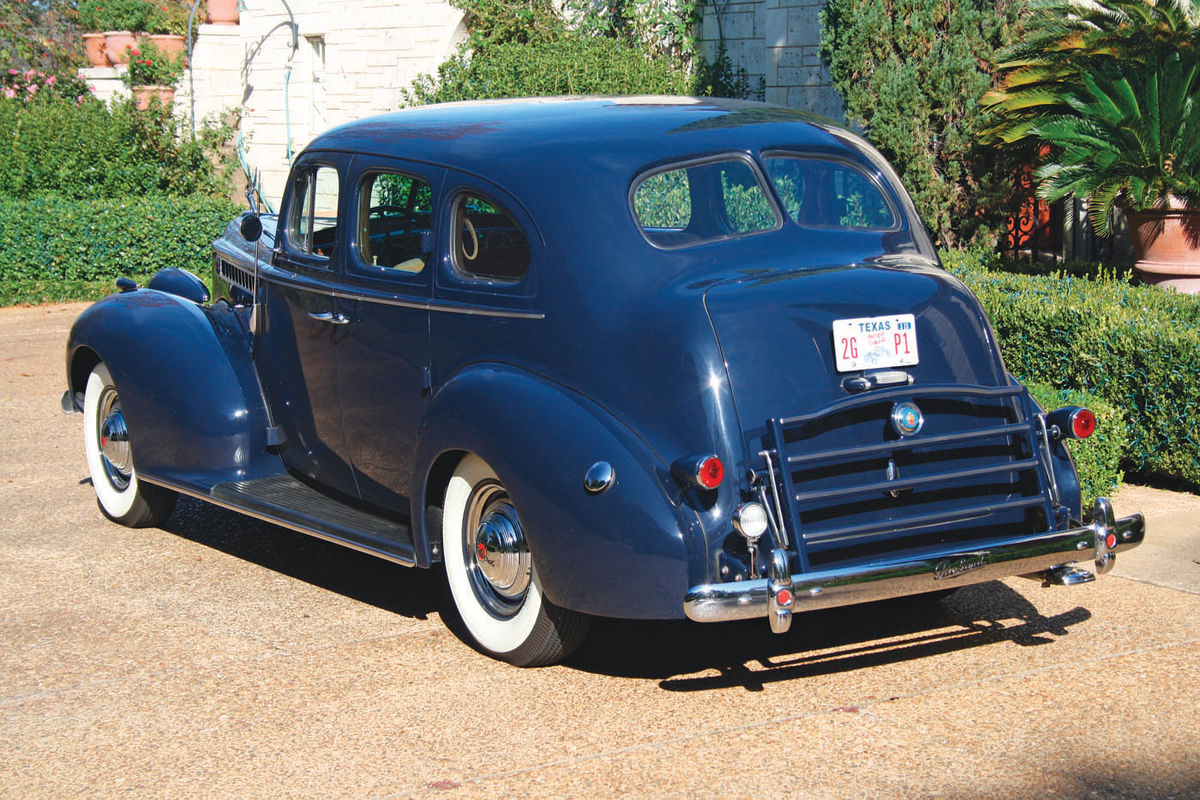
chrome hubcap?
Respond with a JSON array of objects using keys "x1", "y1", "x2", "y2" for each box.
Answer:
[
  {"x1": 97, "y1": 387, "x2": 131, "y2": 490},
  {"x1": 464, "y1": 482, "x2": 531, "y2": 617}
]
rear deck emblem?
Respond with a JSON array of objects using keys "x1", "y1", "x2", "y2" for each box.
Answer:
[{"x1": 891, "y1": 401, "x2": 924, "y2": 437}]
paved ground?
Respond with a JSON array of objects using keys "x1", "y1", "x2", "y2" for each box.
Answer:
[{"x1": 2, "y1": 302, "x2": 1199, "y2": 799}]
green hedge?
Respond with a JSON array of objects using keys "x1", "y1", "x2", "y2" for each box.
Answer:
[
  {"x1": 1025, "y1": 381, "x2": 1129, "y2": 500},
  {"x1": 0, "y1": 93, "x2": 232, "y2": 200},
  {"x1": 945, "y1": 249, "x2": 1200, "y2": 487},
  {"x1": 0, "y1": 196, "x2": 239, "y2": 306}
]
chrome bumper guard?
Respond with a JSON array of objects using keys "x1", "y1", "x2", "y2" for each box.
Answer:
[{"x1": 684, "y1": 498, "x2": 1145, "y2": 627}]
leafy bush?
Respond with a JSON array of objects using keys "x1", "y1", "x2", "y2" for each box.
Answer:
[
  {"x1": 944, "y1": 248, "x2": 1200, "y2": 487},
  {"x1": 0, "y1": 195, "x2": 238, "y2": 306},
  {"x1": 403, "y1": 0, "x2": 753, "y2": 105},
  {"x1": 0, "y1": 93, "x2": 232, "y2": 200},
  {"x1": 820, "y1": 0, "x2": 1028, "y2": 247},
  {"x1": 1025, "y1": 381, "x2": 1129, "y2": 500},
  {"x1": 404, "y1": 37, "x2": 692, "y2": 105}
]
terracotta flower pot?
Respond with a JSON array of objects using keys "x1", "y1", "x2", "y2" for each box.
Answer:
[
  {"x1": 133, "y1": 85, "x2": 176, "y2": 110},
  {"x1": 83, "y1": 33, "x2": 108, "y2": 67},
  {"x1": 104, "y1": 31, "x2": 138, "y2": 66},
  {"x1": 1129, "y1": 197, "x2": 1200, "y2": 294},
  {"x1": 207, "y1": 0, "x2": 240, "y2": 25},
  {"x1": 147, "y1": 34, "x2": 188, "y2": 66}
]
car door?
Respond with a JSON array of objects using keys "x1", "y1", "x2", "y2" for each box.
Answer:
[
  {"x1": 334, "y1": 157, "x2": 442, "y2": 515},
  {"x1": 429, "y1": 177, "x2": 543, "y2": 398},
  {"x1": 255, "y1": 154, "x2": 360, "y2": 500}
]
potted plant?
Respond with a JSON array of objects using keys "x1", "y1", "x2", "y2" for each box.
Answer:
[
  {"x1": 146, "y1": 2, "x2": 193, "y2": 63},
  {"x1": 984, "y1": 0, "x2": 1200, "y2": 291},
  {"x1": 77, "y1": 1, "x2": 108, "y2": 66},
  {"x1": 123, "y1": 40, "x2": 185, "y2": 109},
  {"x1": 77, "y1": 0, "x2": 157, "y2": 66}
]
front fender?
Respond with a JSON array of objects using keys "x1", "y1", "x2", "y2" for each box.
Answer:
[
  {"x1": 413, "y1": 365, "x2": 696, "y2": 620},
  {"x1": 66, "y1": 291, "x2": 282, "y2": 491}
]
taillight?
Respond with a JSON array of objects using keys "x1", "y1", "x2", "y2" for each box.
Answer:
[
  {"x1": 697, "y1": 456, "x2": 724, "y2": 489},
  {"x1": 1047, "y1": 406, "x2": 1096, "y2": 440},
  {"x1": 1071, "y1": 408, "x2": 1096, "y2": 439},
  {"x1": 672, "y1": 454, "x2": 725, "y2": 490}
]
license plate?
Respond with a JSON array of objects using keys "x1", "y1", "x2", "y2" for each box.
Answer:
[{"x1": 832, "y1": 314, "x2": 919, "y2": 373}]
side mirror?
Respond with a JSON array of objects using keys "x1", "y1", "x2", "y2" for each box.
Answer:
[{"x1": 240, "y1": 213, "x2": 263, "y2": 243}]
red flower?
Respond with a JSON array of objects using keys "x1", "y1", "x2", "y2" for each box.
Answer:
[{"x1": 130, "y1": 48, "x2": 141, "y2": 57}]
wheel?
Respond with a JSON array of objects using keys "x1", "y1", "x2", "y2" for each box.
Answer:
[
  {"x1": 442, "y1": 455, "x2": 589, "y2": 666},
  {"x1": 82, "y1": 363, "x2": 177, "y2": 527}
]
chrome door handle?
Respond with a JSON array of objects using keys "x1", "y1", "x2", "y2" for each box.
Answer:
[{"x1": 307, "y1": 311, "x2": 350, "y2": 325}]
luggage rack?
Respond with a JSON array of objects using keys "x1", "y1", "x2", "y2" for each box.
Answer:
[{"x1": 759, "y1": 383, "x2": 1058, "y2": 573}]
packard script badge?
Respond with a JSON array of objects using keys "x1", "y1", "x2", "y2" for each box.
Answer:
[{"x1": 890, "y1": 401, "x2": 924, "y2": 437}]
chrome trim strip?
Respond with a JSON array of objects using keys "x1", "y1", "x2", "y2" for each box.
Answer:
[
  {"x1": 683, "y1": 500, "x2": 1145, "y2": 624},
  {"x1": 258, "y1": 267, "x2": 546, "y2": 320},
  {"x1": 139, "y1": 475, "x2": 418, "y2": 568}
]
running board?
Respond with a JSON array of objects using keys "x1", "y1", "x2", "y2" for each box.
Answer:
[{"x1": 209, "y1": 475, "x2": 416, "y2": 566}]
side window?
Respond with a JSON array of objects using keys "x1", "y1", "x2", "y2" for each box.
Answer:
[
  {"x1": 452, "y1": 194, "x2": 530, "y2": 282},
  {"x1": 357, "y1": 172, "x2": 434, "y2": 274},
  {"x1": 765, "y1": 156, "x2": 897, "y2": 230},
  {"x1": 287, "y1": 165, "x2": 340, "y2": 258},
  {"x1": 632, "y1": 157, "x2": 779, "y2": 248}
]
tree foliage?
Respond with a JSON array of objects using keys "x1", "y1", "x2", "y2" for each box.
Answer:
[
  {"x1": 820, "y1": 0, "x2": 1028, "y2": 247},
  {"x1": 0, "y1": 0, "x2": 83, "y2": 74}
]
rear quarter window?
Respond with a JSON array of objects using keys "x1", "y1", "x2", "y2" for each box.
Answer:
[
  {"x1": 632, "y1": 157, "x2": 780, "y2": 248},
  {"x1": 764, "y1": 156, "x2": 898, "y2": 230}
]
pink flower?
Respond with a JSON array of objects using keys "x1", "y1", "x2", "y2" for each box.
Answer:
[
  {"x1": 4, "y1": 88, "x2": 15, "y2": 99},
  {"x1": 7, "y1": 69, "x2": 16, "y2": 75}
]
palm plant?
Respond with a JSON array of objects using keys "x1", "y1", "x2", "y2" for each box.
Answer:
[{"x1": 984, "y1": 0, "x2": 1200, "y2": 234}]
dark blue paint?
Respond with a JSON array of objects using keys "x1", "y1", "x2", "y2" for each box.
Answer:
[{"x1": 66, "y1": 98, "x2": 1085, "y2": 621}]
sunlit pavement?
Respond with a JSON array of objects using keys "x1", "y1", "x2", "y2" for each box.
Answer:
[{"x1": 2, "y1": 303, "x2": 1197, "y2": 798}]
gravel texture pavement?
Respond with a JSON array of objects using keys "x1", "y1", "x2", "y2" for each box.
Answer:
[{"x1": 1, "y1": 302, "x2": 1198, "y2": 799}]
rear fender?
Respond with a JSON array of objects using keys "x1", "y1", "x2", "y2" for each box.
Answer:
[
  {"x1": 413, "y1": 365, "x2": 695, "y2": 620},
  {"x1": 66, "y1": 290, "x2": 282, "y2": 491}
]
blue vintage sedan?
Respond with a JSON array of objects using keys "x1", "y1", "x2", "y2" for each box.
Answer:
[{"x1": 63, "y1": 97, "x2": 1144, "y2": 665}]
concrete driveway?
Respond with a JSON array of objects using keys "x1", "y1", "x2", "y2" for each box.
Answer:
[{"x1": 2, "y1": 302, "x2": 1198, "y2": 798}]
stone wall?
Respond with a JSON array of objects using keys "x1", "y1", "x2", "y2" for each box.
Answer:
[
  {"x1": 699, "y1": 0, "x2": 842, "y2": 121},
  {"x1": 83, "y1": 0, "x2": 465, "y2": 209}
]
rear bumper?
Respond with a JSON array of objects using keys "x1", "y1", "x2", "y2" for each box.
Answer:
[{"x1": 683, "y1": 497, "x2": 1145, "y2": 624}]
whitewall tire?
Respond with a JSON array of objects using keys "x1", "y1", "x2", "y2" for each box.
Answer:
[
  {"x1": 82, "y1": 363, "x2": 176, "y2": 527},
  {"x1": 442, "y1": 454, "x2": 588, "y2": 666}
]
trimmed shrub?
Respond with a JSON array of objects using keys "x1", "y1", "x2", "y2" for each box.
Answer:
[
  {"x1": 0, "y1": 93, "x2": 233, "y2": 200},
  {"x1": 403, "y1": 37, "x2": 692, "y2": 105},
  {"x1": 0, "y1": 195, "x2": 238, "y2": 306},
  {"x1": 944, "y1": 248, "x2": 1200, "y2": 487},
  {"x1": 1025, "y1": 381, "x2": 1129, "y2": 500}
]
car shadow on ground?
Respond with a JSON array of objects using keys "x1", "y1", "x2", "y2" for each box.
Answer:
[
  {"x1": 157, "y1": 495, "x2": 1090, "y2": 687},
  {"x1": 567, "y1": 583, "x2": 1091, "y2": 691},
  {"x1": 160, "y1": 495, "x2": 449, "y2": 622}
]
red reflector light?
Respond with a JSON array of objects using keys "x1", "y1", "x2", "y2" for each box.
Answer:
[
  {"x1": 1106, "y1": 532, "x2": 1117, "y2": 549},
  {"x1": 697, "y1": 456, "x2": 724, "y2": 489},
  {"x1": 1072, "y1": 408, "x2": 1096, "y2": 439},
  {"x1": 775, "y1": 588, "x2": 793, "y2": 606}
]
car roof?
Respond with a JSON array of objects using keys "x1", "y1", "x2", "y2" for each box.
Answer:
[{"x1": 302, "y1": 96, "x2": 863, "y2": 181}]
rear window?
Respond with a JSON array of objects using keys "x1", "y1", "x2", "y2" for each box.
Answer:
[
  {"x1": 632, "y1": 157, "x2": 780, "y2": 248},
  {"x1": 764, "y1": 156, "x2": 897, "y2": 230}
]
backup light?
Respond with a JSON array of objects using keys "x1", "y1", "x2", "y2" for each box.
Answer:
[{"x1": 733, "y1": 502, "x2": 769, "y2": 541}]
